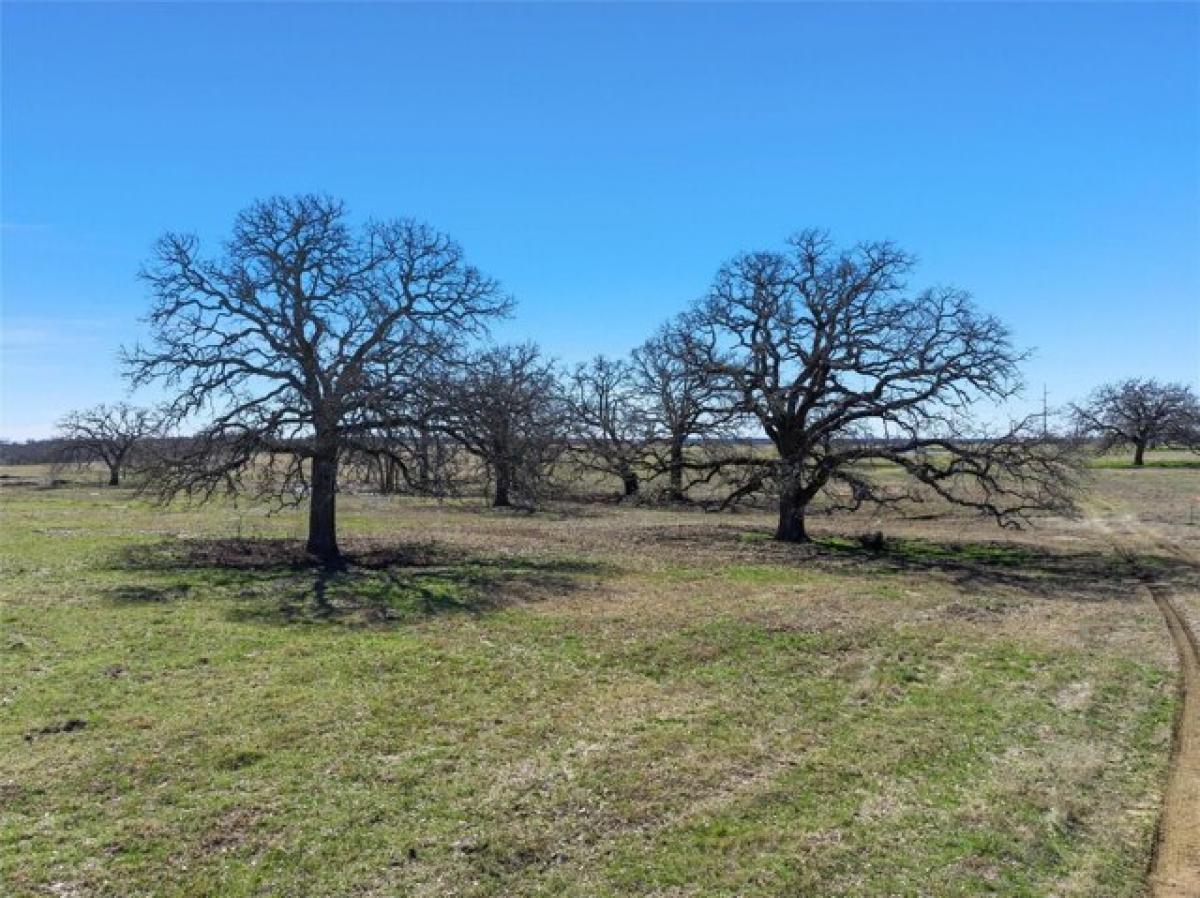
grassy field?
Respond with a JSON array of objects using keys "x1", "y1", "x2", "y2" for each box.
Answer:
[
  {"x1": 2, "y1": 462, "x2": 1198, "y2": 897},
  {"x1": 1087, "y1": 448, "x2": 1200, "y2": 471}
]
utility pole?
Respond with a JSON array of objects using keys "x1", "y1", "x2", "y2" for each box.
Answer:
[{"x1": 1042, "y1": 384, "x2": 1049, "y2": 439}]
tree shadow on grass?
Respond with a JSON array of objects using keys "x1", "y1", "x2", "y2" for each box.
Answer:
[
  {"x1": 811, "y1": 535, "x2": 1200, "y2": 602},
  {"x1": 641, "y1": 524, "x2": 1200, "y2": 603},
  {"x1": 107, "y1": 538, "x2": 609, "y2": 628}
]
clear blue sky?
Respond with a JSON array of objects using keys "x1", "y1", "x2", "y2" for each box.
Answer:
[{"x1": 2, "y1": 2, "x2": 1197, "y2": 439}]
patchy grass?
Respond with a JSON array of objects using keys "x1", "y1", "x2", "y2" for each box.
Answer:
[{"x1": 0, "y1": 468, "x2": 1191, "y2": 896}]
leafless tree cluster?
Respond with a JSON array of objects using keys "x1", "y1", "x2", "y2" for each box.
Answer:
[
  {"x1": 103, "y1": 197, "x2": 1089, "y2": 563},
  {"x1": 341, "y1": 386, "x2": 463, "y2": 497},
  {"x1": 564, "y1": 356, "x2": 652, "y2": 498},
  {"x1": 439, "y1": 343, "x2": 567, "y2": 507},
  {"x1": 1070, "y1": 379, "x2": 1200, "y2": 465},
  {"x1": 630, "y1": 319, "x2": 736, "y2": 499}
]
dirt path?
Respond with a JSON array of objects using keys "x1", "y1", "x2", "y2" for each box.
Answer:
[
  {"x1": 1139, "y1": 571, "x2": 1200, "y2": 898},
  {"x1": 1090, "y1": 512, "x2": 1200, "y2": 897}
]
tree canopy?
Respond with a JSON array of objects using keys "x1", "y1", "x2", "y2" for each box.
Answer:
[
  {"x1": 686, "y1": 230, "x2": 1078, "y2": 541},
  {"x1": 125, "y1": 194, "x2": 510, "y2": 565}
]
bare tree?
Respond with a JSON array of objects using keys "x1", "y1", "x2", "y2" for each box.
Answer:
[
  {"x1": 631, "y1": 317, "x2": 733, "y2": 500},
  {"x1": 441, "y1": 344, "x2": 566, "y2": 507},
  {"x1": 1071, "y1": 379, "x2": 1200, "y2": 466},
  {"x1": 564, "y1": 356, "x2": 652, "y2": 498},
  {"x1": 55, "y1": 403, "x2": 163, "y2": 486},
  {"x1": 687, "y1": 230, "x2": 1078, "y2": 542},
  {"x1": 348, "y1": 383, "x2": 465, "y2": 498},
  {"x1": 124, "y1": 195, "x2": 510, "y2": 566}
]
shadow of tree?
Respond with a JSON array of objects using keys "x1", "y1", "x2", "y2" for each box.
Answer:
[
  {"x1": 635, "y1": 525, "x2": 1200, "y2": 603},
  {"x1": 108, "y1": 538, "x2": 609, "y2": 628},
  {"x1": 108, "y1": 583, "x2": 195, "y2": 603},
  {"x1": 809, "y1": 536, "x2": 1158, "y2": 602},
  {"x1": 822, "y1": 535, "x2": 1200, "y2": 602}
]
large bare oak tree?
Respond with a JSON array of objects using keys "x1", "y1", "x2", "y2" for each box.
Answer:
[
  {"x1": 688, "y1": 230, "x2": 1078, "y2": 542},
  {"x1": 124, "y1": 195, "x2": 509, "y2": 566}
]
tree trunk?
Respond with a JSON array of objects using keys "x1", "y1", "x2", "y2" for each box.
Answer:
[
  {"x1": 775, "y1": 486, "x2": 809, "y2": 542},
  {"x1": 107, "y1": 465, "x2": 120, "y2": 487},
  {"x1": 668, "y1": 439, "x2": 684, "y2": 499},
  {"x1": 621, "y1": 470, "x2": 639, "y2": 497},
  {"x1": 1133, "y1": 441, "x2": 1146, "y2": 466},
  {"x1": 307, "y1": 453, "x2": 342, "y2": 566},
  {"x1": 493, "y1": 463, "x2": 512, "y2": 507},
  {"x1": 376, "y1": 455, "x2": 396, "y2": 494}
]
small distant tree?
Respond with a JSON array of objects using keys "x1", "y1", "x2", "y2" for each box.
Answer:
[
  {"x1": 55, "y1": 403, "x2": 162, "y2": 486},
  {"x1": 687, "y1": 230, "x2": 1078, "y2": 542},
  {"x1": 1071, "y1": 379, "x2": 1200, "y2": 466},
  {"x1": 124, "y1": 194, "x2": 510, "y2": 566},
  {"x1": 441, "y1": 344, "x2": 566, "y2": 507},
  {"x1": 564, "y1": 356, "x2": 652, "y2": 498},
  {"x1": 631, "y1": 317, "x2": 733, "y2": 500}
]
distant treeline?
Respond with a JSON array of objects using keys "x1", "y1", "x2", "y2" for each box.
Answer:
[
  {"x1": 0, "y1": 439, "x2": 73, "y2": 465},
  {"x1": 2, "y1": 433, "x2": 1087, "y2": 468},
  {"x1": 0, "y1": 436, "x2": 194, "y2": 466}
]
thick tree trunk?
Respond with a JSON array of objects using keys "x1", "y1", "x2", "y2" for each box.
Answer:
[
  {"x1": 418, "y1": 428, "x2": 438, "y2": 493},
  {"x1": 493, "y1": 463, "x2": 512, "y2": 507},
  {"x1": 1133, "y1": 441, "x2": 1146, "y2": 466},
  {"x1": 667, "y1": 439, "x2": 685, "y2": 499},
  {"x1": 775, "y1": 486, "x2": 809, "y2": 542},
  {"x1": 107, "y1": 465, "x2": 120, "y2": 487},
  {"x1": 621, "y1": 470, "x2": 639, "y2": 497},
  {"x1": 307, "y1": 453, "x2": 341, "y2": 566}
]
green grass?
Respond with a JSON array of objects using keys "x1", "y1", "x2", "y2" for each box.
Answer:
[
  {"x1": 1087, "y1": 448, "x2": 1200, "y2": 469},
  {"x1": 0, "y1": 476, "x2": 1179, "y2": 896}
]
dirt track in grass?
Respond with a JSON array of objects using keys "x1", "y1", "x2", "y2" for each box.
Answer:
[
  {"x1": 1144, "y1": 575, "x2": 1200, "y2": 898},
  {"x1": 1091, "y1": 510, "x2": 1200, "y2": 898}
]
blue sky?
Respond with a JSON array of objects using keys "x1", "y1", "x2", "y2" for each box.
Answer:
[{"x1": 2, "y1": 2, "x2": 1197, "y2": 439}]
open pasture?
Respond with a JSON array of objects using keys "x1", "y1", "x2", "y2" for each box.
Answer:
[{"x1": 3, "y1": 462, "x2": 1198, "y2": 897}]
